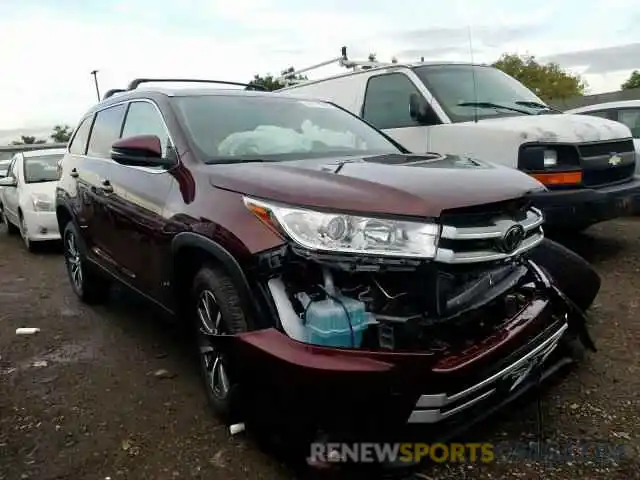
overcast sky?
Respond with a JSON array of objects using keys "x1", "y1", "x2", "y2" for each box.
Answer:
[{"x1": 1, "y1": 0, "x2": 639, "y2": 133}]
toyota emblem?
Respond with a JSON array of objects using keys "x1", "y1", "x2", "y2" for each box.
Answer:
[{"x1": 499, "y1": 224, "x2": 526, "y2": 253}]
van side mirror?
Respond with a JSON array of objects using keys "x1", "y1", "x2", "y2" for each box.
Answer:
[
  {"x1": 110, "y1": 135, "x2": 174, "y2": 169},
  {"x1": 409, "y1": 93, "x2": 439, "y2": 125},
  {"x1": 0, "y1": 176, "x2": 17, "y2": 187}
]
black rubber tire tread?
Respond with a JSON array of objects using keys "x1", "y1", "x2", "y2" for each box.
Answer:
[
  {"x1": 63, "y1": 222, "x2": 110, "y2": 305},
  {"x1": 191, "y1": 265, "x2": 249, "y2": 423},
  {"x1": 527, "y1": 237, "x2": 601, "y2": 312}
]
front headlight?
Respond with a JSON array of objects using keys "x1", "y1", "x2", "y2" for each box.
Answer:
[
  {"x1": 244, "y1": 197, "x2": 440, "y2": 258},
  {"x1": 31, "y1": 193, "x2": 54, "y2": 212}
]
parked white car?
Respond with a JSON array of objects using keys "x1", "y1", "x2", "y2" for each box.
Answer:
[
  {"x1": 566, "y1": 100, "x2": 640, "y2": 173},
  {"x1": 0, "y1": 148, "x2": 65, "y2": 251}
]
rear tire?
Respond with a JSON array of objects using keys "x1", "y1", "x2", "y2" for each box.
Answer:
[
  {"x1": 527, "y1": 238, "x2": 601, "y2": 312},
  {"x1": 191, "y1": 265, "x2": 249, "y2": 424},
  {"x1": 62, "y1": 222, "x2": 110, "y2": 304}
]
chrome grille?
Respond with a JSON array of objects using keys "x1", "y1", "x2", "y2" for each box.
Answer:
[{"x1": 435, "y1": 206, "x2": 545, "y2": 264}]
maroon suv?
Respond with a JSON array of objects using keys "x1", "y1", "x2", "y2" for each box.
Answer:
[{"x1": 55, "y1": 79, "x2": 600, "y2": 449}]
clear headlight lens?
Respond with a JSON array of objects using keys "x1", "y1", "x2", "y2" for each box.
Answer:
[
  {"x1": 244, "y1": 197, "x2": 440, "y2": 258},
  {"x1": 31, "y1": 193, "x2": 54, "y2": 211},
  {"x1": 543, "y1": 149, "x2": 558, "y2": 167}
]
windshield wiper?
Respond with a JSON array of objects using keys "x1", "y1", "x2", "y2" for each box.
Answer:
[
  {"x1": 514, "y1": 101, "x2": 562, "y2": 114},
  {"x1": 457, "y1": 101, "x2": 533, "y2": 116}
]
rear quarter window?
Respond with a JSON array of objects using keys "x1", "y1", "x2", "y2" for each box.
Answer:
[{"x1": 68, "y1": 116, "x2": 94, "y2": 155}]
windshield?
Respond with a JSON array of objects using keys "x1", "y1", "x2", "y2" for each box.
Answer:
[
  {"x1": 24, "y1": 155, "x2": 62, "y2": 183},
  {"x1": 413, "y1": 65, "x2": 547, "y2": 123},
  {"x1": 173, "y1": 95, "x2": 402, "y2": 163}
]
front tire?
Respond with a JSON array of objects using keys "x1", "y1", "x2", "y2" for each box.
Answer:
[
  {"x1": 62, "y1": 222, "x2": 110, "y2": 304},
  {"x1": 191, "y1": 265, "x2": 249, "y2": 424}
]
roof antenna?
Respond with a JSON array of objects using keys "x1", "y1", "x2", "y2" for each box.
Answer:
[{"x1": 467, "y1": 25, "x2": 479, "y2": 123}]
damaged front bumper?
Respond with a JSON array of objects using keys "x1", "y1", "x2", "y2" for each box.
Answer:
[{"x1": 214, "y1": 260, "x2": 595, "y2": 437}]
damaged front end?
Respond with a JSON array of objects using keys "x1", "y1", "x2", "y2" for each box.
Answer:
[{"x1": 219, "y1": 196, "x2": 596, "y2": 438}]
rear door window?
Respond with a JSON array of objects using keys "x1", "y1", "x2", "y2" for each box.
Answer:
[{"x1": 86, "y1": 104, "x2": 127, "y2": 159}]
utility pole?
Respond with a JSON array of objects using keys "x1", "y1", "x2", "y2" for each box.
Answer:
[{"x1": 90, "y1": 70, "x2": 101, "y2": 101}]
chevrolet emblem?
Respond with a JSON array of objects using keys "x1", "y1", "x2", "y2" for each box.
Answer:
[{"x1": 608, "y1": 154, "x2": 622, "y2": 166}]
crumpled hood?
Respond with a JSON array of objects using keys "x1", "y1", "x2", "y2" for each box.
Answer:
[
  {"x1": 208, "y1": 154, "x2": 545, "y2": 218},
  {"x1": 459, "y1": 113, "x2": 632, "y2": 143}
]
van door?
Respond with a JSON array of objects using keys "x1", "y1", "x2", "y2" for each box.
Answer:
[{"x1": 361, "y1": 72, "x2": 441, "y2": 152}]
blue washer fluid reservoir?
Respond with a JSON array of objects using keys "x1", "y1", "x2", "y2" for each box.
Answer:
[{"x1": 298, "y1": 292, "x2": 369, "y2": 348}]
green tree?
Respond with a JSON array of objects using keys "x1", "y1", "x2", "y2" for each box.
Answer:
[
  {"x1": 50, "y1": 125, "x2": 73, "y2": 143},
  {"x1": 621, "y1": 70, "x2": 640, "y2": 90},
  {"x1": 492, "y1": 53, "x2": 587, "y2": 101},
  {"x1": 248, "y1": 66, "x2": 308, "y2": 91},
  {"x1": 11, "y1": 135, "x2": 46, "y2": 145}
]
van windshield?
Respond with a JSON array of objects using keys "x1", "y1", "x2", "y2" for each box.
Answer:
[
  {"x1": 412, "y1": 65, "x2": 549, "y2": 123},
  {"x1": 173, "y1": 95, "x2": 404, "y2": 163}
]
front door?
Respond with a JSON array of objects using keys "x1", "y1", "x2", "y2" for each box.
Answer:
[
  {"x1": 360, "y1": 72, "x2": 440, "y2": 153},
  {"x1": 93, "y1": 100, "x2": 175, "y2": 300},
  {"x1": 2, "y1": 155, "x2": 21, "y2": 225}
]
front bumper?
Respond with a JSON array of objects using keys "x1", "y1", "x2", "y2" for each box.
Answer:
[
  {"x1": 528, "y1": 176, "x2": 640, "y2": 228},
  {"x1": 221, "y1": 287, "x2": 593, "y2": 441},
  {"x1": 23, "y1": 210, "x2": 60, "y2": 241}
]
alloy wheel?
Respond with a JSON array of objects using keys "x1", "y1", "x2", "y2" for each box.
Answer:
[
  {"x1": 64, "y1": 230, "x2": 83, "y2": 291},
  {"x1": 197, "y1": 290, "x2": 230, "y2": 399}
]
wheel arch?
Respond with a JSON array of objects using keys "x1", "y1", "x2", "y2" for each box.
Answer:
[{"x1": 170, "y1": 232, "x2": 265, "y2": 327}]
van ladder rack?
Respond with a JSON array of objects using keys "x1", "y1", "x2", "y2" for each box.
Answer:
[
  {"x1": 102, "y1": 78, "x2": 266, "y2": 100},
  {"x1": 276, "y1": 47, "x2": 398, "y2": 86}
]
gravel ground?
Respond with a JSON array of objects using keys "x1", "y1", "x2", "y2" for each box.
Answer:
[{"x1": 0, "y1": 219, "x2": 639, "y2": 480}]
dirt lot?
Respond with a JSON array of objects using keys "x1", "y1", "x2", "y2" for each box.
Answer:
[{"x1": 1, "y1": 220, "x2": 639, "y2": 480}]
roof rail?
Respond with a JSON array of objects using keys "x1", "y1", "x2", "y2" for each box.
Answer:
[
  {"x1": 276, "y1": 46, "x2": 398, "y2": 86},
  {"x1": 127, "y1": 78, "x2": 266, "y2": 91},
  {"x1": 103, "y1": 88, "x2": 127, "y2": 100},
  {"x1": 101, "y1": 78, "x2": 266, "y2": 101}
]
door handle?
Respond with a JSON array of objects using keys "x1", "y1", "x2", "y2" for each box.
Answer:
[
  {"x1": 70, "y1": 168, "x2": 79, "y2": 178},
  {"x1": 101, "y1": 180, "x2": 114, "y2": 194}
]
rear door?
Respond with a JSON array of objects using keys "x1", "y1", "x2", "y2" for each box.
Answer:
[
  {"x1": 93, "y1": 100, "x2": 175, "y2": 300},
  {"x1": 80, "y1": 103, "x2": 128, "y2": 268},
  {"x1": 61, "y1": 114, "x2": 95, "y2": 248}
]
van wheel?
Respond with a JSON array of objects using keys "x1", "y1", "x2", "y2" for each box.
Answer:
[
  {"x1": 63, "y1": 222, "x2": 110, "y2": 304},
  {"x1": 191, "y1": 265, "x2": 249, "y2": 424},
  {"x1": 527, "y1": 238, "x2": 601, "y2": 312}
]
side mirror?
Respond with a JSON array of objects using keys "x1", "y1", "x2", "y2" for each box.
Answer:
[
  {"x1": 0, "y1": 176, "x2": 17, "y2": 187},
  {"x1": 110, "y1": 135, "x2": 174, "y2": 168},
  {"x1": 409, "y1": 93, "x2": 429, "y2": 122}
]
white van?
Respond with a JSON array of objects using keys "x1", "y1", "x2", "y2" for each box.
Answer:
[{"x1": 276, "y1": 48, "x2": 640, "y2": 230}]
